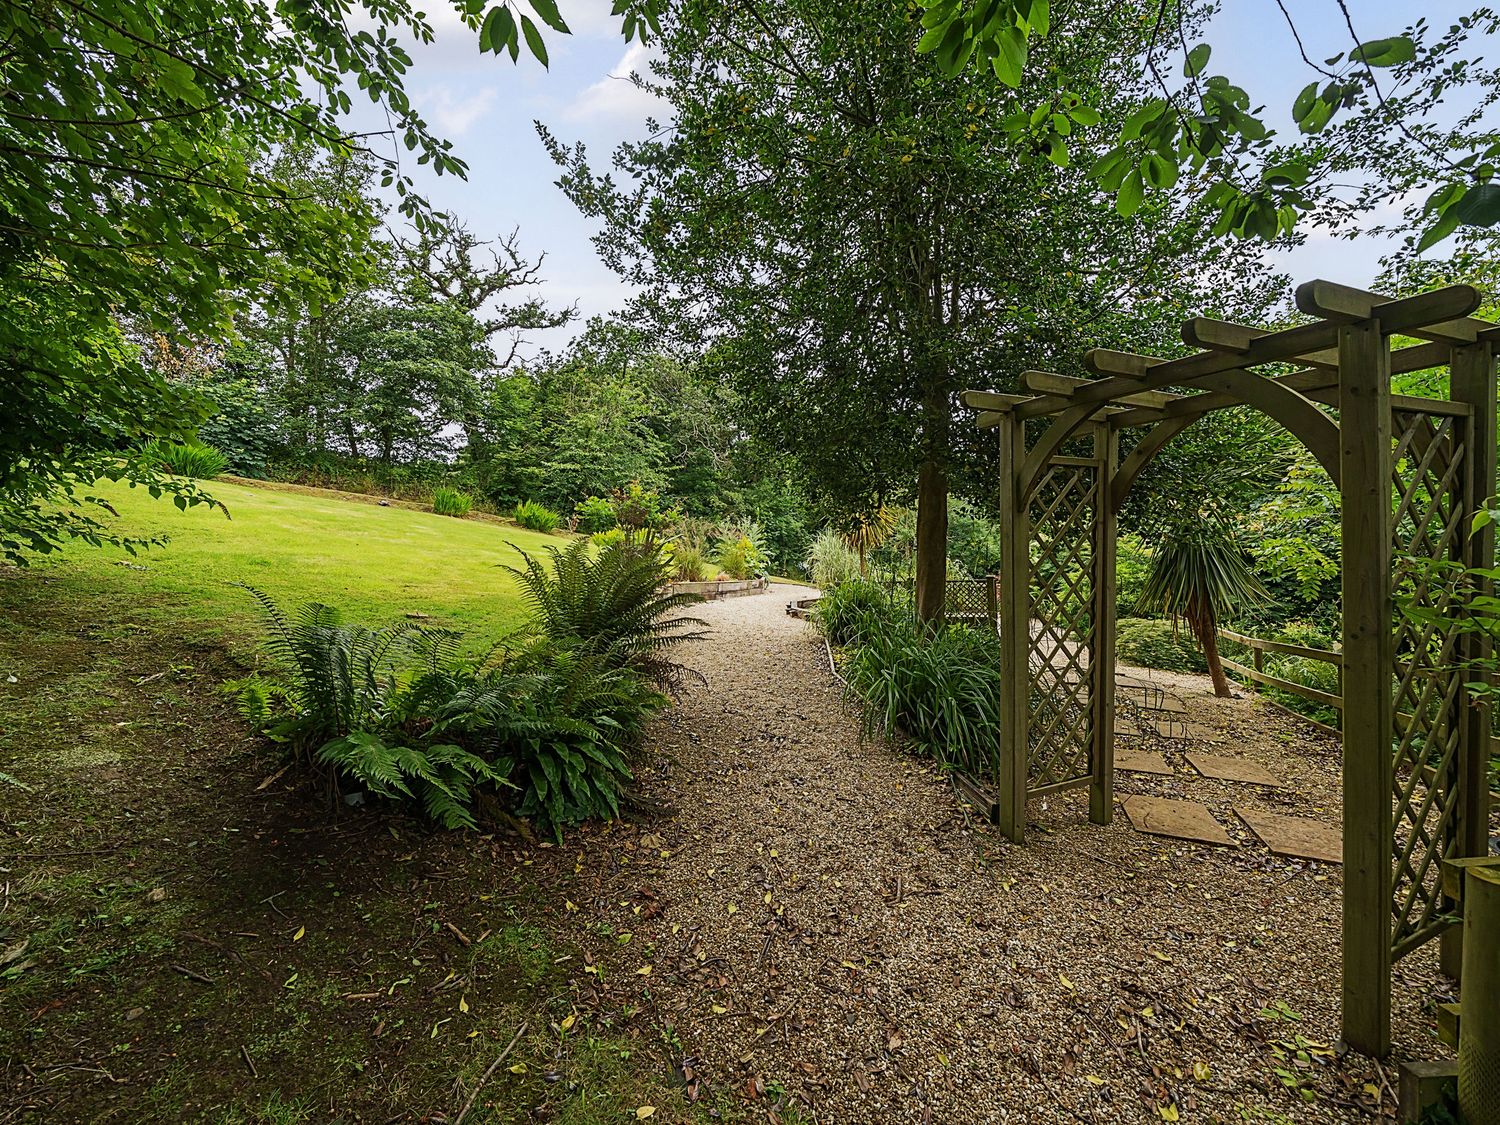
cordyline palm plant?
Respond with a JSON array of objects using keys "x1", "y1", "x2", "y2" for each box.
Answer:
[
  {"x1": 504, "y1": 536, "x2": 708, "y2": 690},
  {"x1": 1136, "y1": 524, "x2": 1267, "y2": 697},
  {"x1": 842, "y1": 505, "x2": 897, "y2": 576}
]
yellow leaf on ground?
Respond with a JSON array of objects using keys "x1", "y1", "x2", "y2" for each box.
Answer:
[
  {"x1": 560, "y1": 1014, "x2": 576, "y2": 1032},
  {"x1": 726, "y1": 902, "x2": 738, "y2": 915},
  {"x1": 636, "y1": 1108, "x2": 656, "y2": 1120},
  {"x1": 1059, "y1": 973, "x2": 1075, "y2": 991},
  {"x1": 564, "y1": 900, "x2": 578, "y2": 912},
  {"x1": 458, "y1": 995, "x2": 469, "y2": 1013},
  {"x1": 1085, "y1": 1075, "x2": 1104, "y2": 1086},
  {"x1": 1158, "y1": 1106, "x2": 1179, "y2": 1121},
  {"x1": 711, "y1": 1004, "x2": 728, "y2": 1014},
  {"x1": 636, "y1": 965, "x2": 653, "y2": 976},
  {"x1": 1193, "y1": 1061, "x2": 1211, "y2": 1082},
  {"x1": 507, "y1": 1063, "x2": 527, "y2": 1074},
  {"x1": 292, "y1": 926, "x2": 305, "y2": 942}
]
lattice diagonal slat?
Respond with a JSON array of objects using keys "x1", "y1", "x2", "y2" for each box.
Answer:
[
  {"x1": 1026, "y1": 464, "x2": 1096, "y2": 791},
  {"x1": 1389, "y1": 409, "x2": 1470, "y2": 958}
]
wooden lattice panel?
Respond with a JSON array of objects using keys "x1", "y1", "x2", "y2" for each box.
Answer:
[
  {"x1": 1026, "y1": 464, "x2": 1096, "y2": 791},
  {"x1": 1389, "y1": 408, "x2": 1470, "y2": 958},
  {"x1": 944, "y1": 578, "x2": 994, "y2": 629}
]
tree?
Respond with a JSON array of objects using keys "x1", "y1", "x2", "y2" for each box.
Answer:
[
  {"x1": 918, "y1": 2, "x2": 1500, "y2": 248},
  {"x1": 543, "y1": 0, "x2": 1278, "y2": 622},
  {"x1": 1137, "y1": 525, "x2": 1268, "y2": 697},
  {"x1": 0, "y1": 0, "x2": 655, "y2": 559}
]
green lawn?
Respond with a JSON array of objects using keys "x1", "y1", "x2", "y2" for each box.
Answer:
[{"x1": 37, "y1": 477, "x2": 563, "y2": 650}]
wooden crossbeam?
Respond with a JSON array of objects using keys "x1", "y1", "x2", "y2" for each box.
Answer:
[
  {"x1": 962, "y1": 388, "x2": 1156, "y2": 428},
  {"x1": 1014, "y1": 285, "x2": 1481, "y2": 420},
  {"x1": 1296, "y1": 280, "x2": 1497, "y2": 346},
  {"x1": 1022, "y1": 370, "x2": 1183, "y2": 410},
  {"x1": 1106, "y1": 339, "x2": 1463, "y2": 429},
  {"x1": 1183, "y1": 318, "x2": 1340, "y2": 369}
]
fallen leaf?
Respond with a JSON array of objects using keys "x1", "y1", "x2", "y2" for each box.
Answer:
[
  {"x1": 1059, "y1": 973, "x2": 1075, "y2": 991},
  {"x1": 636, "y1": 1108, "x2": 656, "y2": 1120},
  {"x1": 636, "y1": 965, "x2": 653, "y2": 976},
  {"x1": 1193, "y1": 1060, "x2": 1211, "y2": 1082},
  {"x1": 711, "y1": 1004, "x2": 728, "y2": 1014},
  {"x1": 292, "y1": 926, "x2": 305, "y2": 942},
  {"x1": 560, "y1": 1014, "x2": 576, "y2": 1032},
  {"x1": 726, "y1": 902, "x2": 738, "y2": 915},
  {"x1": 458, "y1": 995, "x2": 469, "y2": 1013},
  {"x1": 508, "y1": 1062, "x2": 527, "y2": 1074}
]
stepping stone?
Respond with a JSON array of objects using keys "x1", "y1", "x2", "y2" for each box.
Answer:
[
  {"x1": 1141, "y1": 693, "x2": 1187, "y2": 715},
  {"x1": 1114, "y1": 714, "x2": 1141, "y2": 736},
  {"x1": 1116, "y1": 748, "x2": 1174, "y2": 775},
  {"x1": 1142, "y1": 714, "x2": 1187, "y2": 739},
  {"x1": 1123, "y1": 795, "x2": 1234, "y2": 846},
  {"x1": 1186, "y1": 753, "x2": 1281, "y2": 787},
  {"x1": 1236, "y1": 807, "x2": 1342, "y2": 864},
  {"x1": 1182, "y1": 721, "x2": 1225, "y2": 744}
]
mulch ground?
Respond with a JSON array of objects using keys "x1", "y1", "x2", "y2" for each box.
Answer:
[{"x1": 552, "y1": 586, "x2": 1464, "y2": 1123}]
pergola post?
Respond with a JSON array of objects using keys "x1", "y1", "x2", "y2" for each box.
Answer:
[
  {"x1": 1338, "y1": 318, "x2": 1395, "y2": 1057},
  {"x1": 1445, "y1": 341, "x2": 1498, "y2": 978},
  {"x1": 1090, "y1": 423, "x2": 1117, "y2": 826},
  {"x1": 996, "y1": 411, "x2": 1031, "y2": 843}
]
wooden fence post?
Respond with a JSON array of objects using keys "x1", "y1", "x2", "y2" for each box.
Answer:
[
  {"x1": 1445, "y1": 341, "x2": 1497, "y2": 979},
  {"x1": 996, "y1": 411, "x2": 1031, "y2": 844},
  {"x1": 1338, "y1": 318, "x2": 1394, "y2": 1057},
  {"x1": 1091, "y1": 423, "x2": 1117, "y2": 826}
]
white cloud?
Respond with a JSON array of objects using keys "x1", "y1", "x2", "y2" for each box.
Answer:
[
  {"x1": 417, "y1": 85, "x2": 500, "y2": 136},
  {"x1": 564, "y1": 42, "x2": 668, "y2": 123}
]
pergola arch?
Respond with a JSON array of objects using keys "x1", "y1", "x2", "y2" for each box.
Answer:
[{"x1": 961, "y1": 279, "x2": 1498, "y2": 1058}]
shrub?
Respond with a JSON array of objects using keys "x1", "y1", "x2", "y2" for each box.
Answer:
[
  {"x1": 574, "y1": 495, "x2": 617, "y2": 534},
  {"x1": 432, "y1": 487, "x2": 473, "y2": 518},
  {"x1": 1115, "y1": 617, "x2": 1207, "y2": 673},
  {"x1": 514, "y1": 500, "x2": 562, "y2": 533},
  {"x1": 670, "y1": 542, "x2": 710, "y2": 582},
  {"x1": 805, "y1": 529, "x2": 861, "y2": 589},
  {"x1": 237, "y1": 588, "x2": 666, "y2": 837},
  {"x1": 504, "y1": 536, "x2": 708, "y2": 689},
  {"x1": 147, "y1": 440, "x2": 229, "y2": 479},
  {"x1": 812, "y1": 579, "x2": 889, "y2": 646},
  {"x1": 716, "y1": 521, "x2": 771, "y2": 580},
  {"x1": 842, "y1": 607, "x2": 1003, "y2": 771},
  {"x1": 612, "y1": 482, "x2": 681, "y2": 532}
]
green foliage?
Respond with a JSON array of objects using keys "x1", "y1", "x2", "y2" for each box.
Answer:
[
  {"x1": 806, "y1": 529, "x2": 862, "y2": 589},
  {"x1": 946, "y1": 500, "x2": 1003, "y2": 578},
  {"x1": 146, "y1": 442, "x2": 229, "y2": 480},
  {"x1": 812, "y1": 580, "x2": 890, "y2": 646},
  {"x1": 504, "y1": 537, "x2": 707, "y2": 688},
  {"x1": 668, "y1": 542, "x2": 710, "y2": 582},
  {"x1": 574, "y1": 495, "x2": 618, "y2": 534},
  {"x1": 514, "y1": 500, "x2": 562, "y2": 533},
  {"x1": 841, "y1": 606, "x2": 1004, "y2": 772},
  {"x1": 1116, "y1": 535, "x2": 1152, "y2": 621},
  {"x1": 1115, "y1": 618, "x2": 1207, "y2": 674},
  {"x1": 432, "y1": 488, "x2": 474, "y2": 518},
  {"x1": 1137, "y1": 527, "x2": 1268, "y2": 628},
  {"x1": 238, "y1": 587, "x2": 664, "y2": 836},
  {"x1": 191, "y1": 364, "x2": 282, "y2": 478},
  {"x1": 611, "y1": 482, "x2": 681, "y2": 532}
]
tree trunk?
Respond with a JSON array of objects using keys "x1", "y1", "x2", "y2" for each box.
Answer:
[
  {"x1": 1192, "y1": 603, "x2": 1231, "y2": 698},
  {"x1": 914, "y1": 456, "x2": 948, "y2": 626}
]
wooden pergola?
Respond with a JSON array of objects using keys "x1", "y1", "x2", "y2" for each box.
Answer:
[{"x1": 960, "y1": 279, "x2": 1498, "y2": 1056}]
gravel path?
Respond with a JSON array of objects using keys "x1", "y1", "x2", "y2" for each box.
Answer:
[{"x1": 564, "y1": 587, "x2": 1452, "y2": 1123}]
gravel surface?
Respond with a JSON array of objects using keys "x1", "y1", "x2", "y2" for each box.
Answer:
[{"x1": 560, "y1": 587, "x2": 1464, "y2": 1123}]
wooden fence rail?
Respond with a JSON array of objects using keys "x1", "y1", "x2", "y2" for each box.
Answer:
[{"x1": 1217, "y1": 626, "x2": 1344, "y2": 716}]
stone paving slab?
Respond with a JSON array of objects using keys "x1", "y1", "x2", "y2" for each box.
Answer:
[
  {"x1": 1235, "y1": 807, "x2": 1342, "y2": 864},
  {"x1": 1141, "y1": 714, "x2": 1188, "y2": 739},
  {"x1": 1123, "y1": 795, "x2": 1234, "y2": 846},
  {"x1": 1116, "y1": 748, "x2": 1174, "y2": 775},
  {"x1": 1187, "y1": 752, "x2": 1281, "y2": 787}
]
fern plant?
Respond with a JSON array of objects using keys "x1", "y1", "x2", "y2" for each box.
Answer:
[
  {"x1": 145, "y1": 440, "x2": 229, "y2": 479},
  {"x1": 504, "y1": 537, "x2": 707, "y2": 688}
]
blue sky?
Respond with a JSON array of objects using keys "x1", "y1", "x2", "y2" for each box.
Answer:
[{"x1": 362, "y1": 1, "x2": 1476, "y2": 357}]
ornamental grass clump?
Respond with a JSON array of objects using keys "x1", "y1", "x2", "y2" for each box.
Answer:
[
  {"x1": 146, "y1": 440, "x2": 229, "y2": 479},
  {"x1": 842, "y1": 607, "x2": 1004, "y2": 772},
  {"x1": 431, "y1": 487, "x2": 473, "y2": 517}
]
